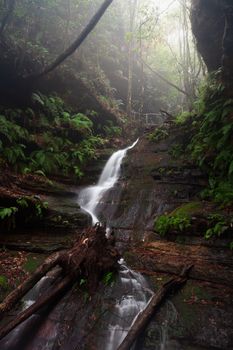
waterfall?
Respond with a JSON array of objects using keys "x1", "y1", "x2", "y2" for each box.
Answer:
[
  {"x1": 78, "y1": 139, "x2": 138, "y2": 225},
  {"x1": 103, "y1": 261, "x2": 153, "y2": 350},
  {"x1": 78, "y1": 139, "x2": 154, "y2": 350}
]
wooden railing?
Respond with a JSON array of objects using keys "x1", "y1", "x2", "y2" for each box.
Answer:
[{"x1": 131, "y1": 111, "x2": 166, "y2": 126}]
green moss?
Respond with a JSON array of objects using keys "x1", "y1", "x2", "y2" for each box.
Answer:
[
  {"x1": 0, "y1": 275, "x2": 8, "y2": 289},
  {"x1": 0, "y1": 275, "x2": 9, "y2": 303},
  {"x1": 23, "y1": 255, "x2": 44, "y2": 273},
  {"x1": 171, "y1": 201, "x2": 203, "y2": 217}
]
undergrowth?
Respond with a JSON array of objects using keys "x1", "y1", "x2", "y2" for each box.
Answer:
[
  {"x1": 0, "y1": 93, "x2": 106, "y2": 179},
  {"x1": 174, "y1": 70, "x2": 233, "y2": 206}
]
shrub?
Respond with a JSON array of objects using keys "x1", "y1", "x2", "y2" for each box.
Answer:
[{"x1": 154, "y1": 214, "x2": 191, "y2": 237}]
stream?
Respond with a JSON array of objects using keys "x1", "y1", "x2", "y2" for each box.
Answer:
[{"x1": 78, "y1": 139, "x2": 153, "y2": 349}]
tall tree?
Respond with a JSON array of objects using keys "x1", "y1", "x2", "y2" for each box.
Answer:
[{"x1": 126, "y1": 0, "x2": 138, "y2": 117}]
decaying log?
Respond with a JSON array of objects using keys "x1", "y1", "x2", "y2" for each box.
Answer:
[
  {"x1": 117, "y1": 265, "x2": 193, "y2": 350},
  {"x1": 0, "y1": 225, "x2": 120, "y2": 341},
  {"x1": 0, "y1": 251, "x2": 64, "y2": 320},
  {"x1": 0, "y1": 274, "x2": 74, "y2": 340}
]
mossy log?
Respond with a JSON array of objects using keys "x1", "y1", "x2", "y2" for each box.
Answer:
[
  {"x1": 0, "y1": 225, "x2": 120, "y2": 340},
  {"x1": 0, "y1": 251, "x2": 63, "y2": 320}
]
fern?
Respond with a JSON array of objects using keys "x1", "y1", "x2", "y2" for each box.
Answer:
[{"x1": 0, "y1": 207, "x2": 18, "y2": 220}]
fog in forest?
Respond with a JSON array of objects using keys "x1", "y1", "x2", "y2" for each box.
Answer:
[
  {"x1": 0, "y1": 0, "x2": 204, "y2": 115},
  {"x1": 1, "y1": 2, "x2": 233, "y2": 350}
]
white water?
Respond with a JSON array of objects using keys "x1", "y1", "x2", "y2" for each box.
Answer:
[
  {"x1": 78, "y1": 139, "x2": 138, "y2": 225},
  {"x1": 78, "y1": 139, "x2": 154, "y2": 350},
  {"x1": 104, "y1": 261, "x2": 153, "y2": 350}
]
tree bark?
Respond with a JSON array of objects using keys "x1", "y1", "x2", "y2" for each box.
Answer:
[
  {"x1": 28, "y1": 0, "x2": 114, "y2": 80},
  {"x1": 0, "y1": 274, "x2": 74, "y2": 340},
  {"x1": 0, "y1": 251, "x2": 64, "y2": 320},
  {"x1": 117, "y1": 265, "x2": 193, "y2": 350}
]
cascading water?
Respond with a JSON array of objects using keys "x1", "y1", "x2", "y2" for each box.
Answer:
[
  {"x1": 78, "y1": 139, "x2": 153, "y2": 349},
  {"x1": 78, "y1": 139, "x2": 138, "y2": 225},
  {"x1": 102, "y1": 260, "x2": 153, "y2": 350}
]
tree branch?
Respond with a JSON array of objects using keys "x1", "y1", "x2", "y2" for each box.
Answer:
[
  {"x1": 28, "y1": 0, "x2": 114, "y2": 80},
  {"x1": 138, "y1": 57, "x2": 190, "y2": 97}
]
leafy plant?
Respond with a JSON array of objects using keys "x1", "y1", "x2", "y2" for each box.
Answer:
[
  {"x1": 147, "y1": 127, "x2": 169, "y2": 143},
  {"x1": 205, "y1": 221, "x2": 228, "y2": 239},
  {"x1": 169, "y1": 144, "x2": 183, "y2": 159},
  {"x1": 175, "y1": 111, "x2": 194, "y2": 125},
  {"x1": 16, "y1": 198, "x2": 29, "y2": 209},
  {"x1": 103, "y1": 120, "x2": 122, "y2": 137},
  {"x1": 0, "y1": 207, "x2": 18, "y2": 220},
  {"x1": 186, "y1": 72, "x2": 233, "y2": 205},
  {"x1": 102, "y1": 271, "x2": 115, "y2": 286},
  {"x1": 154, "y1": 214, "x2": 191, "y2": 236},
  {"x1": 0, "y1": 207, "x2": 18, "y2": 230}
]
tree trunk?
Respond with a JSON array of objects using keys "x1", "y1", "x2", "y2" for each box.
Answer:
[
  {"x1": 117, "y1": 266, "x2": 193, "y2": 350},
  {"x1": 28, "y1": 0, "x2": 114, "y2": 80},
  {"x1": 126, "y1": 0, "x2": 138, "y2": 118},
  {"x1": 0, "y1": 251, "x2": 64, "y2": 320},
  {"x1": 0, "y1": 274, "x2": 74, "y2": 340},
  {"x1": 0, "y1": 225, "x2": 120, "y2": 341}
]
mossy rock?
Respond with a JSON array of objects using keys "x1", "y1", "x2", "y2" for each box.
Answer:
[{"x1": 171, "y1": 201, "x2": 204, "y2": 217}]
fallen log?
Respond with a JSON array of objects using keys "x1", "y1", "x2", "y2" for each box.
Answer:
[
  {"x1": 0, "y1": 274, "x2": 74, "y2": 340},
  {"x1": 117, "y1": 265, "x2": 193, "y2": 350},
  {"x1": 0, "y1": 251, "x2": 64, "y2": 320},
  {"x1": 0, "y1": 225, "x2": 120, "y2": 340}
]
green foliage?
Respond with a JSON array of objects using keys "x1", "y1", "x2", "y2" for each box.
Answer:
[
  {"x1": 35, "y1": 201, "x2": 48, "y2": 218},
  {"x1": 71, "y1": 113, "x2": 93, "y2": 134},
  {"x1": 0, "y1": 275, "x2": 8, "y2": 289},
  {"x1": 201, "y1": 180, "x2": 233, "y2": 206},
  {"x1": 205, "y1": 215, "x2": 229, "y2": 240},
  {"x1": 16, "y1": 198, "x2": 29, "y2": 209},
  {"x1": 102, "y1": 271, "x2": 115, "y2": 286},
  {"x1": 0, "y1": 207, "x2": 18, "y2": 220},
  {"x1": 147, "y1": 127, "x2": 169, "y2": 143},
  {"x1": 0, "y1": 94, "x2": 105, "y2": 179},
  {"x1": 187, "y1": 72, "x2": 233, "y2": 205},
  {"x1": 23, "y1": 256, "x2": 41, "y2": 273},
  {"x1": 175, "y1": 111, "x2": 193, "y2": 125},
  {"x1": 169, "y1": 144, "x2": 184, "y2": 159},
  {"x1": 154, "y1": 214, "x2": 191, "y2": 237},
  {"x1": 0, "y1": 115, "x2": 29, "y2": 143},
  {"x1": 103, "y1": 120, "x2": 122, "y2": 137},
  {"x1": 0, "y1": 207, "x2": 18, "y2": 230}
]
